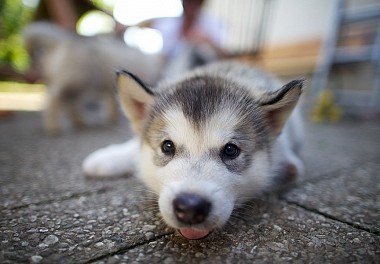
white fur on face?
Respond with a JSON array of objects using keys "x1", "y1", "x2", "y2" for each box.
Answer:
[
  {"x1": 139, "y1": 143, "x2": 237, "y2": 230},
  {"x1": 155, "y1": 147, "x2": 235, "y2": 228},
  {"x1": 138, "y1": 107, "x2": 272, "y2": 230},
  {"x1": 163, "y1": 108, "x2": 239, "y2": 155}
]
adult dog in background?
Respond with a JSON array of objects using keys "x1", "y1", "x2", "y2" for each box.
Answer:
[
  {"x1": 24, "y1": 22, "x2": 162, "y2": 134},
  {"x1": 83, "y1": 62, "x2": 304, "y2": 239}
]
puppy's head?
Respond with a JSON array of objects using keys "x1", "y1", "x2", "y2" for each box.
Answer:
[
  {"x1": 117, "y1": 70, "x2": 303, "y2": 239},
  {"x1": 23, "y1": 22, "x2": 72, "y2": 82}
]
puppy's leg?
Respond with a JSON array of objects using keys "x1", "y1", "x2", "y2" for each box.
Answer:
[
  {"x1": 273, "y1": 112, "x2": 304, "y2": 186},
  {"x1": 105, "y1": 93, "x2": 118, "y2": 124},
  {"x1": 44, "y1": 93, "x2": 62, "y2": 135},
  {"x1": 271, "y1": 146, "x2": 304, "y2": 188},
  {"x1": 277, "y1": 150, "x2": 304, "y2": 184},
  {"x1": 82, "y1": 138, "x2": 139, "y2": 178},
  {"x1": 67, "y1": 100, "x2": 85, "y2": 130}
]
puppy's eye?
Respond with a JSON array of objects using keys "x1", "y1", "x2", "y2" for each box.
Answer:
[
  {"x1": 161, "y1": 140, "x2": 175, "y2": 155},
  {"x1": 222, "y1": 143, "x2": 240, "y2": 159}
]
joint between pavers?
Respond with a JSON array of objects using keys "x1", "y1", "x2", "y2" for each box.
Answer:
[
  {"x1": 4, "y1": 186, "x2": 114, "y2": 212},
  {"x1": 83, "y1": 231, "x2": 175, "y2": 263},
  {"x1": 297, "y1": 165, "x2": 358, "y2": 187},
  {"x1": 282, "y1": 199, "x2": 380, "y2": 236}
]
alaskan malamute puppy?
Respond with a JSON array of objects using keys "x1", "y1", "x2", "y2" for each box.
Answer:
[{"x1": 83, "y1": 62, "x2": 304, "y2": 239}]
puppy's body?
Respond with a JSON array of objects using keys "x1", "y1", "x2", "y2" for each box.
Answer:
[
  {"x1": 83, "y1": 62, "x2": 304, "y2": 239},
  {"x1": 24, "y1": 22, "x2": 163, "y2": 134}
]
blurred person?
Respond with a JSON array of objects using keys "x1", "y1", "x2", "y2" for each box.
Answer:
[
  {"x1": 146, "y1": 0, "x2": 226, "y2": 78},
  {"x1": 155, "y1": 0, "x2": 223, "y2": 57}
]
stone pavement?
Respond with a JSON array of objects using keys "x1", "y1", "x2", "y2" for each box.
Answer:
[{"x1": 0, "y1": 112, "x2": 379, "y2": 263}]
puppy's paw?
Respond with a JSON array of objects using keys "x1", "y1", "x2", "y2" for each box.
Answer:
[
  {"x1": 45, "y1": 125, "x2": 60, "y2": 136},
  {"x1": 82, "y1": 144, "x2": 134, "y2": 178},
  {"x1": 276, "y1": 155, "x2": 304, "y2": 185}
]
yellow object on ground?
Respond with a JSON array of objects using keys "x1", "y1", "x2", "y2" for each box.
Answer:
[{"x1": 310, "y1": 89, "x2": 342, "y2": 123}]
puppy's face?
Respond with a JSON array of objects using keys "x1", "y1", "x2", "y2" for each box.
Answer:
[{"x1": 117, "y1": 70, "x2": 302, "y2": 239}]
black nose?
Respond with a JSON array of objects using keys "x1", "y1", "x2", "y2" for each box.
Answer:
[{"x1": 173, "y1": 193, "x2": 211, "y2": 224}]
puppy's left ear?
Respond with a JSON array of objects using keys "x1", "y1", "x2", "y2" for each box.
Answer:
[
  {"x1": 259, "y1": 79, "x2": 304, "y2": 136},
  {"x1": 117, "y1": 70, "x2": 154, "y2": 134}
]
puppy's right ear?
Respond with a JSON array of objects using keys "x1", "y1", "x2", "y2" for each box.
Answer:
[{"x1": 117, "y1": 70, "x2": 154, "y2": 134}]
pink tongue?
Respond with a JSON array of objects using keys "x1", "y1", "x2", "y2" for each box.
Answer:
[{"x1": 179, "y1": 228, "x2": 210, "y2": 240}]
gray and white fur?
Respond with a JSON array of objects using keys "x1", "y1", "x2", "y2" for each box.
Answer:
[{"x1": 83, "y1": 61, "x2": 304, "y2": 239}]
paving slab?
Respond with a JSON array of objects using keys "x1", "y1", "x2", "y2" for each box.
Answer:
[
  {"x1": 2, "y1": 113, "x2": 378, "y2": 209},
  {"x1": 282, "y1": 163, "x2": 380, "y2": 234},
  {"x1": 97, "y1": 200, "x2": 379, "y2": 263},
  {"x1": 1, "y1": 112, "x2": 379, "y2": 263},
  {"x1": 300, "y1": 120, "x2": 380, "y2": 182},
  {"x1": 0, "y1": 113, "x2": 131, "y2": 209},
  {"x1": 0, "y1": 179, "x2": 172, "y2": 263}
]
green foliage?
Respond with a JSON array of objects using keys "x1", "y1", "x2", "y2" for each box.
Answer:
[
  {"x1": 0, "y1": 0, "x2": 35, "y2": 71},
  {"x1": 91, "y1": 0, "x2": 114, "y2": 13}
]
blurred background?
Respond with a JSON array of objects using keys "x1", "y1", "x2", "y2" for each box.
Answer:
[{"x1": 0, "y1": 0, "x2": 379, "y2": 124}]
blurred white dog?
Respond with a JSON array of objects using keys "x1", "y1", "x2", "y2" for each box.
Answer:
[{"x1": 24, "y1": 22, "x2": 163, "y2": 134}]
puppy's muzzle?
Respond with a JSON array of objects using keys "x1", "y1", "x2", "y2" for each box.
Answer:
[{"x1": 173, "y1": 193, "x2": 211, "y2": 224}]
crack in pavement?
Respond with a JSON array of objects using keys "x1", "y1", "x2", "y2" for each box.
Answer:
[
  {"x1": 2, "y1": 186, "x2": 114, "y2": 212},
  {"x1": 282, "y1": 199, "x2": 379, "y2": 236},
  {"x1": 84, "y1": 232, "x2": 175, "y2": 263}
]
